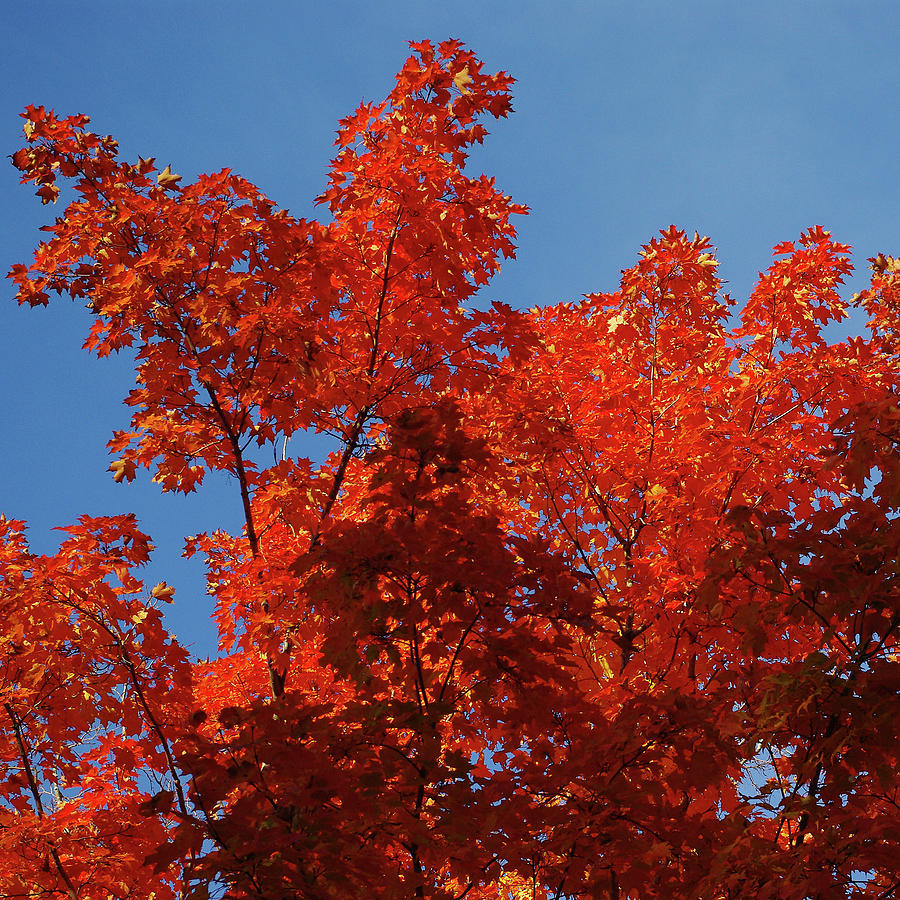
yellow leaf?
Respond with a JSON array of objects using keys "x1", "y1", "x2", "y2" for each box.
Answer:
[
  {"x1": 453, "y1": 67, "x2": 472, "y2": 94},
  {"x1": 157, "y1": 165, "x2": 181, "y2": 188},
  {"x1": 596, "y1": 655, "x2": 613, "y2": 678},
  {"x1": 607, "y1": 313, "x2": 626, "y2": 332},
  {"x1": 109, "y1": 459, "x2": 134, "y2": 483},
  {"x1": 151, "y1": 582, "x2": 175, "y2": 603}
]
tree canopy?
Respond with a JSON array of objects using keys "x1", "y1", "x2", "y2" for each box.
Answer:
[{"x1": 3, "y1": 40, "x2": 900, "y2": 899}]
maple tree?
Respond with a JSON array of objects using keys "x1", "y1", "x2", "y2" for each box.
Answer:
[{"x1": 4, "y1": 39, "x2": 900, "y2": 900}]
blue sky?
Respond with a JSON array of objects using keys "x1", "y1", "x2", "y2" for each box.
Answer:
[{"x1": 2, "y1": 1, "x2": 898, "y2": 658}]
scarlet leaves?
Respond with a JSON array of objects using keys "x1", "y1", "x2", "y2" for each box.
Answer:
[
  {"x1": 0, "y1": 514, "x2": 191, "y2": 898},
  {"x1": 4, "y1": 39, "x2": 900, "y2": 899}
]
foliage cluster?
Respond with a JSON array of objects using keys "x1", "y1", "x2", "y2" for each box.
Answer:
[{"x1": 3, "y1": 41, "x2": 900, "y2": 899}]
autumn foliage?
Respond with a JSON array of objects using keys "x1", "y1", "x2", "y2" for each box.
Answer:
[{"x1": 4, "y1": 40, "x2": 900, "y2": 899}]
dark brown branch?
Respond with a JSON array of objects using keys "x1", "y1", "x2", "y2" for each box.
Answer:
[{"x1": 4, "y1": 703, "x2": 78, "y2": 900}]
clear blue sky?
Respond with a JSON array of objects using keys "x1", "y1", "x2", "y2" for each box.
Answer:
[{"x1": 2, "y1": 1, "x2": 897, "y2": 658}]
